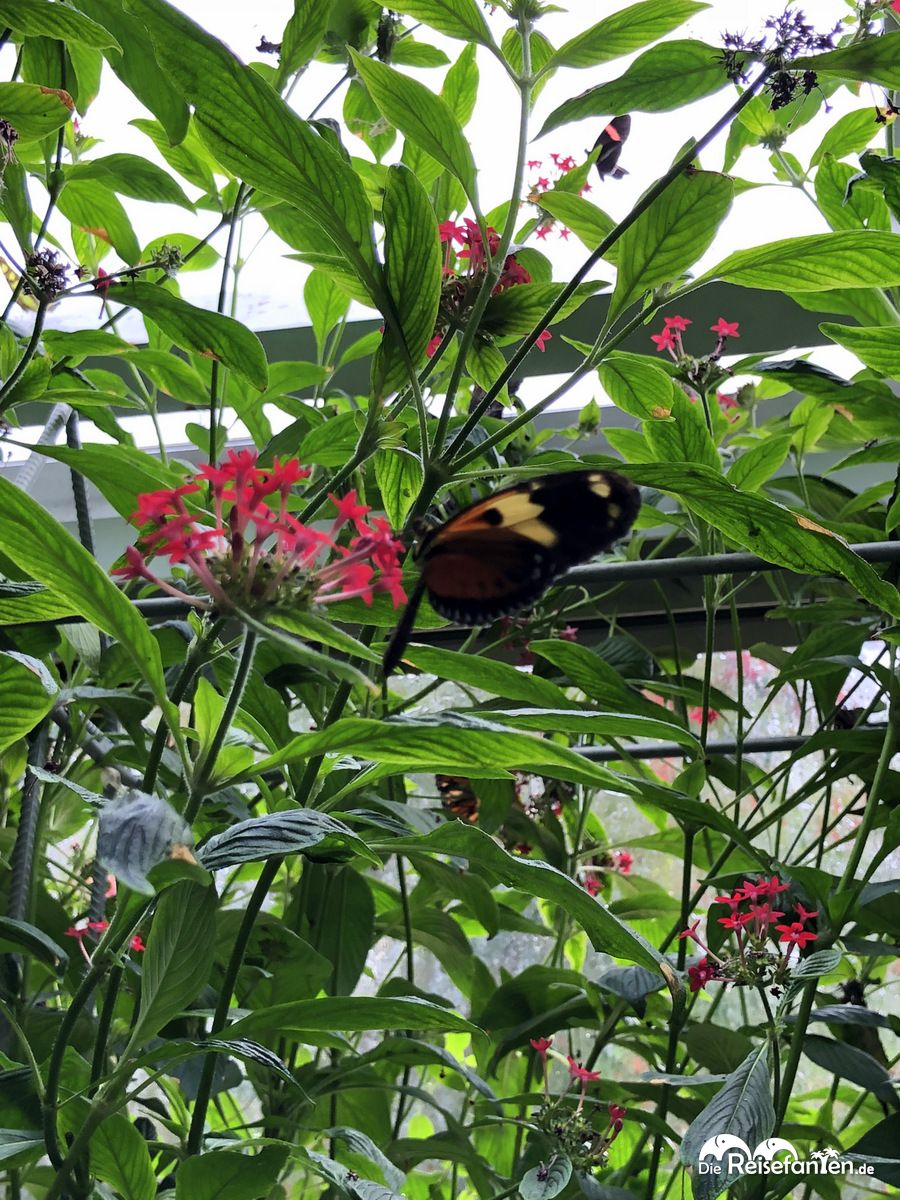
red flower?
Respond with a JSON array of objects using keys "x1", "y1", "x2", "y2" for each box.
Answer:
[
  {"x1": 130, "y1": 935, "x2": 146, "y2": 952},
  {"x1": 650, "y1": 327, "x2": 677, "y2": 352},
  {"x1": 583, "y1": 874, "x2": 602, "y2": 897},
  {"x1": 664, "y1": 315, "x2": 692, "y2": 331},
  {"x1": 558, "y1": 226, "x2": 571, "y2": 240},
  {"x1": 775, "y1": 921, "x2": 818, "y2": 948},
  {"x1": 527, "y1": 158, "x2": 542, "y2": 169},
  {"x1": 794, "y1": 903, "x2": 819, "y2": 923},
  {"x1": 438, "y1": 219, "x2": 463, "y2": 243},
  {"x1": 757, "y1": 875, "x2": 790, "y2": 897},
  {"x1": 717, "y1": 391, "x2": 739, "y2": 411},
  {"x1": 567, "y1": 1057, "x2": 600, "y2": 1082},
  {"x1": 559, "y1": 625, "x2": 578, "y2": 642},
  {"x1": 613, "y1": 850, "x2": 633, "y2": 874},
  {"x1": 530, "y1": 1037, "x2": 552, "y2": 1058},
  {"x1": 688, "y1": 706, "x2": 720, "y2": 726},
  {"x1": 558, "y1": 156, "x2": 576, "y2": 172},
  {"x1": 93, "y1": 266, "x2": 112, "y2": 296},
  {"x1": 535, "y1": 225, "x2": 552, "y2": 241},
  {"x1": 688, "y1": 957, "x2": 716, "y2": 993},
  {"x1": 679, "y1": 919, "x2": 702, "y2": 942},
  {"x1": 710, "y1": 317, "x2": 740, "y2": 338},
  {"x1": 536, "y1": 176, "x2": 550, "y2": 191},
  {"x1": 425, "y1": 333, "x2": 443, "y2": 357},
  {"x1": 495, "y1": 254, "x2": 531, "y2": 293},
  {"x1": 535, "y1": 329, "x2": 552, "y2": 352}
]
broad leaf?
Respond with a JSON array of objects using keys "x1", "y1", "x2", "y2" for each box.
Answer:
[
  {"x1": 795, "y1": 31, "x2": 900, "y2": 90},
  {"x1": 699, "y1": 232, "x2": 900, "y2": 291},
  {"x1": 820, "y1": 322, "x2": 900, "y2": 377},
  {"x1": 0, "y1": 0, "x2": 120, "y2": 47},
  {"x1": 386, "y1": 0, "x2": 493, "y2": 46},
  {"x1": 199, "y1": 810, "x2": 380, "y2": 871},
  {"x1": 0, "y1": 652, "x2": 57, "y2": 751},
  {"x1": 226, "y1": 994, "x2": 479, "y2": 1040},
  {"x1": 175, "y1": 1147, "x2": 288, "y2": 1200},
  {"x1": 551, "y1": 0, "x2": 708, "y2": 69},
  {"x1": 609, "y1": 171, "x2": 733, "y2": 319},
  {"x1": 0, "y1": 81, "x2": 73, "y2": 141},
  {"x1": 519, "y1": 1155, "x2": 573, "y2": 1199}
]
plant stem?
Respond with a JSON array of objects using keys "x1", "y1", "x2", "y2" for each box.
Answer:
[
  {"x1": 773, "y1": 978, "x2": 817, "y2": 1130},
  {"x1": 208, "y1": 182, "x2": 249, "y2": 467},
  {"x1": 0, "y1": 298, "x2": 49, "y2": 414},
  {"x1": 184, "y1": 627, "x2": 257, "y2": 823}
]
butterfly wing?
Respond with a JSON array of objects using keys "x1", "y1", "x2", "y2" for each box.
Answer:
[
  {"x1": 420, "y1": 469, "x2": 640, "y2": 624},
  {"x1": 593, "y1": 115, "x2": 631, "y2": 180}
]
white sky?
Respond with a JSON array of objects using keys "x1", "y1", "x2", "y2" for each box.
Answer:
[{"x1": 1, "y1": 0, "x2": 887, "y2": 454}]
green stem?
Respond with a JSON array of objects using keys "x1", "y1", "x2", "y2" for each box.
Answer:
[
  {"x1": 0, "y1": 299, "x2": 49, "y2": 414},
  {"x1": 442, "y1": 68, "x2": 771, "y2": 465},
  {"x1": 430, "y1": 11, "x2": 533, "y2": 459},
  {"x1": 184, "y1": 627, "x2": 257, "y2": 823},
  {"x1": 208, "y1": 183, "x2": 249, "y2": 467},
  {"x1": 773, "y1": 979, "x2": 817, "y2": 1130}
]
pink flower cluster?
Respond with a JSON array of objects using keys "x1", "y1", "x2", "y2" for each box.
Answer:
[{"x1": 113, "y1": 450, "x2": 405, "y2": 613}]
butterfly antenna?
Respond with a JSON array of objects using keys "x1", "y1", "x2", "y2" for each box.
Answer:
[{"x1": 382, "y1": 576, "x2": 427, "y2": 677}]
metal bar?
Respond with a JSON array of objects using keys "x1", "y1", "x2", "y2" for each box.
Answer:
[{"x1": 578, "y1": 731, "x2": 881, "y2": 762}]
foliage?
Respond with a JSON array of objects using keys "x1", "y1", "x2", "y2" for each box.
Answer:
[{"x1": 0, "y1": 2, "x2": 899, "y2": 1199}]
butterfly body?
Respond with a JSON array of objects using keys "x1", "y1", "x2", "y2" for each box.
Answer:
[
  {"x1": 592, "y1": 115, "x2": 631, "y2": 180},
  {"x1": 383, "y1": 470, "x2": 640, "y2": 674}
]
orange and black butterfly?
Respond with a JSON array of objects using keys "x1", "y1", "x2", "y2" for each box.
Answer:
[
  {"x1": 435, "y1": 775, "x2": 479, "y2": 823},
  {"x1": 383, "y1": 469, "x2": 641, "y2": 675},
  {"x1": 592, "y1": 115, "x2": 631, "y2": 180}
]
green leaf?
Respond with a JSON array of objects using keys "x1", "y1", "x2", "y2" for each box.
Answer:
[
  {"x1": 128, "y1": 0, "x2": 380, "y2": 292},
  {"x1": 815, "y1": 154, "x2": 890, "y2": 232},
  {"x1": 0, "y1": 1131, "x2": 44, "y2": 1163},
  {"x1": 88, "y1": 1112, "x2": 156, "y2": 1200},
  {"x1": 599, "y1": 352, "x2": 676, "y2": 421},
  {"x1": 234, "y1": 714, "x2": 643, "y2": 793},
  {"x1": 372, "y1": 822, "x2": 666, "y2": 971},
  {"x1": 495, "y1": 707, "x2": 702, "y2": 753},
  {"x1": 680, "y1": 1048, "x2": 774, "y2": 1200},
  {"x1": 0, "y1": 476, "x2": 169, "y2": 707},
  {"x1": 199, "y1": 810, "x2": 380, "y2": 871},
  {"x1": 644, "y1": 381, "x2": 720, "y2": 470},
  {"x1": 375, "y1": 448, "x2": 424, "y2": 529},
  {"x1": 623, "y1": 462, "x2": 900, "y2": 617},
  {"x1": 131, "y1": 881, "x2": 218, "y2": 1047},
  {"x1": 350, "y1": 51, "x2": 477, "y2": 203},
  {"x1": 226, "y1": 994, "x2": 479, "y2": 1040},
  {"x1": 276, "y1": 0, "x2": 334, "y2": 86},
  {"x1": 539, "y1": 191, "x2": 615, "y2": 254},
  {"x1": 810, "y1": 107, "x2": 880, "y2": 167},
  {"x1": 609, "y1": 171, "x2": 733, "y2": 320},
  {"x1": 551, "y1": 0, "x2": 708, "y2": 68},
  {"x1": 42, "y1": 328, "x2": 134, "y2": 363},
  {"x1": 0, "y1": 652, "x2": 57, "y2": 751},
  {"x1": 699, "y1": 231, "x2": 900, "y2": 291},
  {"x1": 175, "y1": 1147, "x2": 289, "y2": 1200},
  {"x1": 76, "y1": 0, "x2": 189, "y2": 143},
  {"x1": 0, "y1": 916, "x2": 67, "y2": 971},
  {"x1": 108, "y1": 282, "x2": 268, "y2": 390},
  {"x1": 0, "y1": 81, "x2": 72, "y2": 141},
  {"x1": 401, "y1": 645, "x2": 574, "y2": 708},
  {"x1": 0, "y1": 0, "x2": 121, "y2": 47},
  {"x1": 529, "y1": 639, "x2": 674, "y2": 723},
  {"x1": 795, "y1": 31, "x2": 900, "y2": 90},
  {"x1": 131, "y1": 116, "x2": 217, "y2": 193},
  {"x1": 372, "y1": 164, "x2": 442, "y2": 397},
  {"x1": 0, "y1": 159, "x2": 34, "y2": 256},
  {"x1": 56, "y1": 179, "x2": 141, "y2": 264},
  {"x1": 304, "y1": 271, "x2": 350, "y2": 357},
  {"x1": 802, "y1": 1035, "x2": 897, "y2": 1107},
  {"x1": 385, "y1": 0, "x2": 493, "y2": 46},
  {"x1": 541, "y1": 41, "x2": 725, "y2": 134},
  {"x1": 27, "y1": 441, "x2": 188, "y2": 520},
  {"x1": 726, "y1": 434, "x2": 793, "y2": 492},
  {"x1": 820, "y1": 322, "x2": 900, "y2": 377},
  {"x1": 442, "y1": 42, "x2": 479, "y2": 127},
  {"x1": 481, "y1": 282, "x2": 602, "y2": 336},
  {"x1": 854, "y1": 151, "x2": 900, "y2": 223},
  {"x1": 66, "y1": 153, "x2": 194, "y2": 209},
  {"x1": 519, "y1": 1155, "x2": 573, "y2": 1200}
]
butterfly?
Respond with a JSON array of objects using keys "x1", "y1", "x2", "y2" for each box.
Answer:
[
  {"x1": 592, "y1": 115, "x2": 631, "y2": 180},
  {"x1": 383, "y1": 469, "x2": 641, "y2": 675},
  {"x1": 435, "y1": 775, "x2": 480, "y2": 823}
]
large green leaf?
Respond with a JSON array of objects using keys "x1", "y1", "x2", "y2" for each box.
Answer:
[
  {"x1": 810, "y1": 108, "x2": 881, "y2": 168},
  {"x1": 56, "y1": 179, "x2": 142, "y2": 263},
  {"x1": 814, "y1": 155, "x2": 890, "y2": 232},
  {"x1": 495, "y1": 707, "x2": 702, "y2": 753},
  {"x1": 88, "y1": 1112, "x2": 156, "y2": 1200},
  {"x1": 680, "y1": 1047, "x2": 774, "y2": 1200},
  {"x1": 550, "y1": 0, "x2": 708, "y2": 69},
  {"x1": 795, "y1": 31, "x2": 900, "y2": 90},
  {"x1": 372, "y1": 164, "x2": 442, "y2": 398},
  {"x1": 401, "y1": 645, "x2": 575, "y2": 708},
  {"x1": 374, "y1": 449, "x2": 423, "y2": 529},
  {"x1": 385, "y1": 0, "x2": 493, "y2": 46},
  {"x1": 644, "y1": 380, "x2": 720, "y2": 470},
  {"x1": 130, "y1": 881, "x2": 218, "y2": 1048},
  {"x1": 127, "y1": 0, "x2": 380, "y2": 292},
  {"x1": 0, "y1": 81, "x2": 72, "y2": 141},
  {"x1": 699, "y1": 231, "x2": 900, "y2": 291},
  {"x1": 351, "y1": 51, "x2": 477, "y2": 202},
  {"x1": 623, "y1": 463, "x2": 900, "y2": 617},
  {"x1": 519, "y1": 1156, "x2": 572, "y2": 1199},
  {"x1": 175, "y1": 1147, "x2": 289, "y2": 1200},
  {"x1": 599, "y1": 352, "x2": 676, "y2": 421},
  {"x1": 819, "y1": 322, "x2": 900, "y2": 377},
  {"x1": 0, "y1": 653, "x2": 57, "y2": 752},
  {"x1": 276, "y1": 0, "x2": 335, "y2": 87},
  {"x1": 0, "y1": 477, "x2": 169, "y2": 706},
  {"x1": 609, "y1": 171, "x2": 733, "y2": 319},
  {"x1": 0, "y1": 0, "x2": 120, "y2": 47},
  {"x1": 66, "y1": 153, "x2": 194, "y2": 209},
  {"x1": 231, "y1": 715, "x2": 640, "y2": 792},
  {"x1": 226, "y1": 995, "x2": 479, "y2": 1040},
  {"x1": 540, "y1": 41, "x2": 725, "y2": 134},
  {"x1": 76, "y1": 0, "x2": 189, "y2": 142},
  {"x1": 108, "y1": 282, "x2": 268, "y2": 391},
  {"x1": 371, "y1": 823, "x2": 666, "y2": 971},
  {"x1": 481, "y1": 282, "x2": 603, "y2": 336},
  {"x1": 539, "y1": 191, "x2": 615, "y2": 255},
  {"x1": 199, "y1": 810, "x2": 380, "y2": 871}
]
